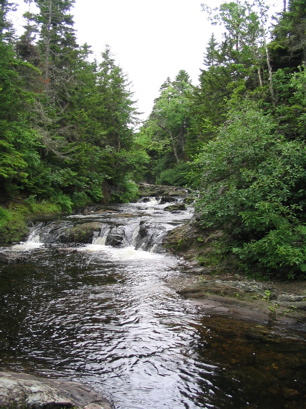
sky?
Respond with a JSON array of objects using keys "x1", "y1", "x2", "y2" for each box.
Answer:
[
  {"x1": 73, "y1": 0, "x2": 220, "y2": 120},
  {"x1": 12, "y1": 0, "x2": 284, "y2": 121}
]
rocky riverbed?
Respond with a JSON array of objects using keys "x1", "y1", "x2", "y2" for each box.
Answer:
[{"x1": 163, "y1": 218, "x2": 306, "y2": 341}]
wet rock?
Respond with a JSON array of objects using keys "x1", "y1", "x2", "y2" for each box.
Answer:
[
  {"x1": 106, "y1": 226, "x2": 125, "y2": 247},
  {"x1": 0, "y1": 371, "x2": 113, "y2": 409},
  {"x1": 138, "y1": 197, "x2": 152, "y2": 203},
  {"x1": 55, "y1": 247, "x2": 78, "y2": 254},
  {"x1": 159, "y1": 196, "x2": 177, "y2": 204},
  {"x1": 279, "y1": 301, "x2": 306, "y2": 311},
  {"x1": 245, "y1": 330, "x2": 270, "y2": 342},
  {"x1": 61, "y1": 222, "x2": 101, "y2": 244},
  {"x1": 183, "y1": 197, "x2": 195, "y2": 205},
  {"x1": 164, "y1": 204, "x2": 187, "y2": 212},
  {"x1": 82, "y1": 206, "x2": 119, "y2": 215},
  {"x1": 0, "y1": 251, "x2": 27, "y2": 264}
]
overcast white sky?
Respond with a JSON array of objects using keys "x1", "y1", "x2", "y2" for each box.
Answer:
[
  {"x1": 73, "y1": 0, "x2": 219, "y2": 120},
  {"x1": 12, "y1": 0, "x2": 284, "y2": 121}
]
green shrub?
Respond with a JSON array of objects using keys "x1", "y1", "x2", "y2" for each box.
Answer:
[
  {"x1": 156, "y1": 162, "x2": 191, "y2": 186},
  {"x1": 192, "y1": 102, "x2": 306, "y2": 279},
  {"x1": 111, "y1": 177, "x2": 139, "y2": 203}
]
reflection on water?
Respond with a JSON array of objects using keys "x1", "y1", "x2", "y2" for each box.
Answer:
[{"x1": 0, "y1": 202, "x2": 306, "y2": 409}]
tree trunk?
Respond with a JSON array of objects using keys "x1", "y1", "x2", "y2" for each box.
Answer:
[
  {"x1": 257, "y1": 66, "x2": 263, "y2": 87},
  {"x1": 265, "y1": 40, "x2": 276, "y2": 108},
  {"x1": 168, "y1": 130, "x2": 180, "y2": 164}
]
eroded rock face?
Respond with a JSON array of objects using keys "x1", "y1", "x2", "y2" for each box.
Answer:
[
  {"x1": 137, "y1": 183, "x2": 191, "y2": 198},
  {"x1": 0, "y1": 371, "x2": 114, "y2": 409}
]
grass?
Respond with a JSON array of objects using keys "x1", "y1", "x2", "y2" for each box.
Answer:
[{"x1": 0, "y1": 199, "x2": 62, "y2": 245}]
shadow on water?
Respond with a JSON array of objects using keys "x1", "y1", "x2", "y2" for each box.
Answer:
[
  {"x1": 0, "y1": 200, "x2": 306, "y2": 409},
  {"x1": 193, "y1": 316, "x2": 306, "y2": 409}
]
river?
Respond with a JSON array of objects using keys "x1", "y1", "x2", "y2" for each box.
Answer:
[{"x1": 0, "y1": 197, "x2": 306, "y2": 409}]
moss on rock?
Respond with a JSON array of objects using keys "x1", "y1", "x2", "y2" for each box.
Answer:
[{"x1": 62, "y1": 222, "x2": 101, "y2": 243}]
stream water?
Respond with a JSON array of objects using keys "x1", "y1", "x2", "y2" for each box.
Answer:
[{"x1": 0, "y1": 198, "x2": 306, "y2": 409}]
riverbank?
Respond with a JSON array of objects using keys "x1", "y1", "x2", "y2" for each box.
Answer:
[
  {"x1": 139, "y1": 183, "x2": 306, "y2": 336},
  {"x1": 0, "y1": 200, "x2": 63, "y2": 246},
  {"x1": 163, "y1": 220, "x2": 306, "y2": 340}
]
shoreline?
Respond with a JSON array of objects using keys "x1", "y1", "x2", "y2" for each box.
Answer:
[{"x1": 165, "y1": 262, "x2": 306, "y2": 341}]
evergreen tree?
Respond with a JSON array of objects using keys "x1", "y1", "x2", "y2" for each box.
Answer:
[
  {"x1": 271, "y1": 0, "x2": 306, "y2": 69},
  {"x1": 0, "y1": 0, "x2": 41, "y2": 199},
  {"x1": 95, "y1": 46, "x2": 137, "y2": 152},
  {"x1": 0, "y1": 0, "x2": 15, "y2": 41},
  {"x1": 33, "y1": 0, "x2": 78, "y2": 90}
]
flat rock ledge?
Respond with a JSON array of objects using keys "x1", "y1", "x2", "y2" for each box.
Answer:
[
  {"x1": 0, "y1": 371, "x2": 114, "y2": 409},
  {"x1": 137, "y1": 183, "x2": 191, "y2": 198}
]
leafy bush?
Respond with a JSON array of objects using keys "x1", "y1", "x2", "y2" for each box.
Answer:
[
  {"x1": 156, "y1": 162, "x2": 191, "y2": 186},
  {"x1": 233, "y1": 223, "x2": 306, "y2": 280},
  {"x1": 111, "y1": 176, "x2": 139, "y2": 203},
  {"x1": 71, "y1": 191, "x2": 90, "y2": 208},
  {"x1": 52, "y1": 193, "x2": 73, "y2": 213},
  {"x1": 192, "y1": 102, "x2": 306, "y2": 279}
]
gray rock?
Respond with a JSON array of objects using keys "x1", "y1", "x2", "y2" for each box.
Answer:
[
  {"x1": 0, "y1": 252, "x2": 27, "y2": 264},
  {"x1": 0, "y1": 371, "x2": 114, "y2": 409},
  {"x1": 164, "y1": 204, "x2": 187, "y2": 212},
  {"x1": 137, "y1": 183, "x2": 191, "y2": 198}
]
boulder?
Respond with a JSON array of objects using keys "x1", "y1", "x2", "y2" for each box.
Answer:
[
  {"x1": 164, "y1": 204, "x2": 187, "y2": 212},
  {"x1": 60, "y1": 222, "x2": 102, "y2": 244},
  {"x1": 159, "y1": 196, "x2": 177, "y2": 204},
  {"x1": 137, "y1": 183, "x2": 190, "y2": 198},
  {"x1": 0, "y1": 371, "x2": 113, "y2": 409}
]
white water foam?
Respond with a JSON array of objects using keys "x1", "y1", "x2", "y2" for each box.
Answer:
[
  {"x1": 79, "y1": 244, "x2": 164, "y2": 261},
  {"x1": 11, "y1": 232, "x2": 43, "y2": 251}
]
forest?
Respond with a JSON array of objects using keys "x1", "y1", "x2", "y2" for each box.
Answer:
[{"x1": 1, "y1": 0, "x2": 306, "y2": 280}]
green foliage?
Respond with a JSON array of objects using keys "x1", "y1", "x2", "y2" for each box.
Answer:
[
  {"x1": 0, "y1": 200, "x2": 62, "y2": 245},
  {"x1": 111, "y1": 176, "x2": 139, "y2": 203},
  {"x1": 0, "y1": 40, "x2": 42, "y2": 197},
  {"x1": 51, "y1": 193, "x2": 73, "y2": 213},
  {"x1": 193, "y1": 102, "x2": 306, "y2": 278},
  {"x1": 271, "y1": 0, "x2": 306, "y2": 69},
  {"x1": 233, "y1": 223, "x2": 306, "y2": 279},
  {"x1": 71, "y1": 191, "x2": 90, "y2": 208},
  {"x1": 0, "y1": 2, "x2": 143, "y2": 216},
  {"x1": 2, "y1": 0, "x2": 306, "y2": 283},
  {"x1": 140, "y1": 70, "x2": 193, "y2": 182},
  {"x1": 156, "y1": 162, "x2": 191, "y2": 186},
  {"x1": 0, "y1": 206, "x2": 10, "y2": 228}
]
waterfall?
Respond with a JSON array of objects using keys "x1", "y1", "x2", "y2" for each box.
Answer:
[
  {"x1": 11, "y1": 224, "x2": 44, "y2": 251},
  {"x1": 89, "y1": 220, "x2": 165, "y2": 253},
  {"x1": 92, "y1": 224, "x2": 111, "y2": 245},
  {"x1": 8, "y1": 196, "x2": 192, "y2": 255}
]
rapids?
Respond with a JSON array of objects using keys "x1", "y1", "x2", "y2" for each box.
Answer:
[{"x1": 0, "y1": 197, "x2": 306, "y2": 409}]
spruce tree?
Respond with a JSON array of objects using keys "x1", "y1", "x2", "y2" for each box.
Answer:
[{"x1": 0, "y1": 0, "x2": 41, "y2": 199}]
